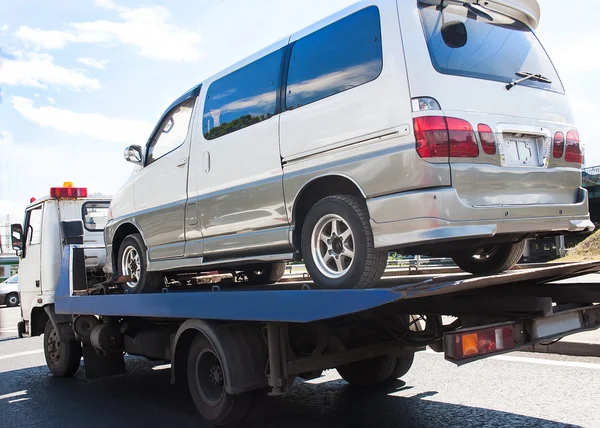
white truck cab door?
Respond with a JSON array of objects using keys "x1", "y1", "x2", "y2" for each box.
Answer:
[
  {"x1": 132, "y1": 98, "x2": 196, "y2": 261},
  {"x1": 18, "y1": 205, "x2": 43, "y2": 323}
]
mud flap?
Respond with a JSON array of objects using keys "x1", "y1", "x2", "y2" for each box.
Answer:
[{"x1": 82, "y1": 343, "x2": 126, "y2": 379}]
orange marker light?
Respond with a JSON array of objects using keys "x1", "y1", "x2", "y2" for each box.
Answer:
[{"x1": 461, "y1": 333, "x2": 479, "y2": 357}]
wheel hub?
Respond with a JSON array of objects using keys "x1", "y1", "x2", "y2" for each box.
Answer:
[
  {"x1": 210, "y1": 365, "x2": 223, "y2": 386},
  {"x1": 121, "y1": 246, "x2": 142, "y2": 288},
  {"x1": 47, "y1": 331, "x2": 61, "y2": 363},
  {"x1": 311, "y1": 214, "x2": 356, "y2": 279}
]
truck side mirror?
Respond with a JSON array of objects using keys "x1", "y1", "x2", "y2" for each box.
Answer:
[
  {"x1": 11, "y1": 224, "x2": 23, "y2": 251},
  {"x1": 124, "y1": 145, "x2": 143, "y2": 165}
]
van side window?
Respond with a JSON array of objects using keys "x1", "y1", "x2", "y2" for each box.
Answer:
[
  {"x1": 24, "y1": 207, "x2": 42, "y2": 248},
  {"x1": 147, "y1": 98, "x2": 195, "y2": 165},
  {"x1": 285, "y1": 6, "x2": 383, "y2": 110},
  {"x1": 203, "y1": 48, "x2": 284, "y2": 140}
]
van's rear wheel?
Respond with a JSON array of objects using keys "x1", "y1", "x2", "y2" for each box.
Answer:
[
  {"x1": 452, "y1": 241, "x2": 526, "y2": 275},
  {"x1": 117, "y1": 233, "x2": 162, "y2": 293},
  {"x1": 44, "y1": 320, "x2": 82, "y2": 377},
  {"x1": 301, "y1": 195, "x2": 387, "y2": 289},
  {"x1": 243, "y1": 262, "x2": 287, "y2": 285},
  {"x1": 187, "y1": 335, "x2": 254, "y2": 426}
]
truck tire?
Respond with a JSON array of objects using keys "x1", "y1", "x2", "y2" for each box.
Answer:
[
  {"x1": 389, "y1": 353, "x2": 415, "y2": 380},
  {"x1": 44, "y1": 320, "x2": 82, "y2": 377},
  {"x1": 117, "y1": 233, "x2": 162, "y2": 294},
  {"x1": 5, "y1": 292, "x2": 19, "y2": 307},
  {"x1": 243, "y1": 262, "x2": 287, "y2": 285},
  {"x1": 301, "y1": 195, "x2": 387, "y2": 289},
  {"x1": 187, "y1": 335, "x2": 254, "y2": 426},
  {"x1": 452, "y1": 241, "x2": 526, "y2": 275},
  {"x1": 336, "y1": 355, "x2": 396, "y2": 387}
]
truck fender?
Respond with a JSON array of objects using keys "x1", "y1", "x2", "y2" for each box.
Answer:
[{"x1": 171, "y1": 319, "x2": 268, "y2": 395}]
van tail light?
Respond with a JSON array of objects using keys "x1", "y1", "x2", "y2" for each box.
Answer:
[
  {"x1": 565, "y1": 130, "x2": 583, "y2": 164},
  {"x1": 414, "y1": 116, "x2": 479, "y2": 160},
  {"x1": 553, "y1": 132, "x2": 565, "y2": 159},
  {"x1": 444, "y1": 325, "x2": 515, "y2": 362},
  {"x1": 477, "y1": 124, "x2": 496, "y2": 155}
]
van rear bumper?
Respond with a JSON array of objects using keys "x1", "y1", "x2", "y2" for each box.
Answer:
[{"x1": 368, "y1": 187, "x2": 594, "y2": 250}]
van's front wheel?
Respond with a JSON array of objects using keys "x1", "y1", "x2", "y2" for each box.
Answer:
[
  {"x1": 301, "y1": 195, "x2": 387, "y2": 289},
  {"x1": 452, "y1": 241, "x2": 526, "y2": 275}
]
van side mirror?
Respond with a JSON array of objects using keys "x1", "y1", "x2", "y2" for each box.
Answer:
[
  {"x1": 124, "y1": 145, "x2": 143, "y2": 165},
  {"x1": 11, "y1": 224, "x2": 23, "y2": 251},
  {"x1": 441, "y1": 21, "x2": 468, "y2": 48}
]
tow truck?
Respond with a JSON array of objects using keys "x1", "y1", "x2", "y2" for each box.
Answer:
[{"x1": 11, "y1": 183, "x2": 600, "y2": 426}]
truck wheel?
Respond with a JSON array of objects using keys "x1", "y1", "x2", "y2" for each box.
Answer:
[
  {"x1": 117, "y1": 233, "x2": 162, "y2": 293},
  {"x1": 337, "y1": 355, "x2": 396, "y2": 387},
  {"x1": 389, "y1": 353, "x2": 415, "y2": 380},
  {"x1": 5, "y1": 292, "x2": 19, "y2": 307},
  {"x1": 452, "y1": 241, "x2": 526, "y2": 275},
  {"x1": 301, "y1": 195, "x2": 387, "y2": 289},
  {"x1": 187, "y1": 335, "x2": 254, "y2": 426},
  {"x1": 44, "y1": 320, "x2": 82, "y2": 377},
  {"x1": 243, "y1": 262, "x2": 287, "y2": 285}
]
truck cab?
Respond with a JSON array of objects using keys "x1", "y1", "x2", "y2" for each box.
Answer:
[{"x1": 11, "y1": 183, "x2": 110, "y2": 338}]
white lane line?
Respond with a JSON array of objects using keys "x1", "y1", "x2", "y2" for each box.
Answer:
[
  {"x1": 423, "y1": 349, "x2": 600, "y2": 370},
  {"x1": 0, "y1": 328, "x2": 18, "y2": 332},
  {"x1": 0, "y1": 390, "x2": 27, "y2": 400},
  {"x1": 0, "y1": 349, "x2": 44, "y2": 361}
]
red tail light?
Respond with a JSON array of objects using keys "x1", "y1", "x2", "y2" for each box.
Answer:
[
  {"x1": 565, "y1": 130, "x2": 583, "y2": 164},
  {"x1": 477, "y1": 124, "x2": 496, "y2": 155},
  {"x1": 553, "y1": 132, "x2": 565, "y2": 159},
  {"x1": 414, "y1": 116, "x2": 478, "y2": 159},
  {"x1": 445, "y1": 326, "x2": 515, "y2": 362},
  {"x1": 414, "y1": 116, "x2": 449, "y2": 158},
  {"x1": 50, "y1": 187, "x2": 88, "y2": 198}
]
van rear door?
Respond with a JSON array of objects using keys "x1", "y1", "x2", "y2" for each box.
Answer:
[{"x1": 400, "y1": 0, "x2": 583, "y2": 208}]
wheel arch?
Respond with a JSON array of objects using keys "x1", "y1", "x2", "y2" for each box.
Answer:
[
  {"x1": 291, "y1": 174, "x2": 366, "y2": 251},
  {"x1": 171, "y1": 319, "x2": 268, "y2": 395},
  {"x1": 111, "y1": 221, "x2": 144, "y2": 269},
  {"x1": 30, "y1": 305, "x2": 50, "y2": 337}
]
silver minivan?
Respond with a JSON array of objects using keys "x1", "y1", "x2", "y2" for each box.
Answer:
[{"x1": 105, "y1": 0, "x2": 593, "y2": 292}]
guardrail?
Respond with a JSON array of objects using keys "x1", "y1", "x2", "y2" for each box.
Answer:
[{"x1": 583, "y1": 165, "x2": 600, "y2": 186}]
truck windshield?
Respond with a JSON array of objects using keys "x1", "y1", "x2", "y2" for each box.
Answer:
[
  {"x1": 82, "y1": 202, "x2": 110, "y2": 232},
  {"x1": 418, "y1": 1, "x2": 564, "y2": 93}
]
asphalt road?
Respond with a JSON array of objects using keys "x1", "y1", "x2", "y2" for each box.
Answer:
[{"x1": 1, "y1": 305, "x2": 599, "y2": 428}]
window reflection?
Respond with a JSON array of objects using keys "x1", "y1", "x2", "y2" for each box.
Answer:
[{"x1": 147, "y1": 98, "x2": 195, "y2": 164}]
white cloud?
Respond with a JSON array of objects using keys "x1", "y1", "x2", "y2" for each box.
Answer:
[
  {"x1": 47, "y1": 97, "x2": 56, "y2": 105},
  {"x1": 77, "y1": 57, "x2": 109, "y2": 70},
  {"x1": 1, "y1": 24, "x2": 8, "y2": 33},
  {"x1": 553, "y1": 33, "x2": 600, "y2": 74},
  {"x1": 14, "y1": 3, "x2": 202, "y2": 62},
  {"x1": 0, "y1": 51, "x2": 100, "y2": 90},
  {"x1": 570, "y1": 98, "x2": 600, "y2": 167},
  {"x1": 11, "y1": 97, "x2": 153, "y2": 144}
]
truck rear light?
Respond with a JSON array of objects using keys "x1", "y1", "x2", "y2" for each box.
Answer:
[
  {"x1": 553, "y1": 131, "x2": 565, "y2": 158},
  {"x1": 414, "y1": 116, "x2": 479, "y2": 159},
  {"x1": 445, "y1": 326, "x2": 515, "y2": 361},
  {"x1": 477, "y1": 124, "x2": 496, "y2": 155},
  {"x1": 447, "y1": 118, "x2": 479, "y2": 158},
  {"x1": 50, "y1": 184, "x2": 88, "y2": 199},
  {"x1": 565, "y1": 130, "x2": 583, "y2": 164},
  {"x1": 414, "y1": 116, "x2": 449, "y2": 158}
]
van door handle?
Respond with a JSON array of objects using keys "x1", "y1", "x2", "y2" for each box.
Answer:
[
  {"x1": 203, "y1": 152, "x2": 210, "y2": 173},
  {"x1": 177, "y1": 158, "x2": 188, "y2": 167}
]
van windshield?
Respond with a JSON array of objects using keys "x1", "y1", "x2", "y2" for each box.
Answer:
[{"x1": 418, "y1": 1, "x2": 564, "y2": 93}]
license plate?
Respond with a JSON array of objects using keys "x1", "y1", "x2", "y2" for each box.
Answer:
[{"x1": 501, "y1": 139, "x2": 541, "y2": 167}]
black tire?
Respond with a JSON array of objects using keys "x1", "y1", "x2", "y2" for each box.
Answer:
[
  {"x1": 243, "y1": 262, "x2": 287, "y2": 285},
  {"x1": 301, "y1": 195, "x2": 387, "y2": 289},
  {"x1": 117, "y1": 233, "x2": 162, "y2": 293},
  {"x1": 389, "y1": 353, "x2": 415, "y2": 380},
  {"x1": 336, "y1": 355, "x2": 397, "y2": 387},
  {"x1": 187, "y1": 335, "x2": 254, "y2": 426},
  {"x1": 5, "y1": 292, "x2": 19, "y2": 307},
  {"x1": 43, "y1": 320, "x2": 82, "y2": 377},
  {"x1": 452, "y1": 241, "x2": 526, "y2": 275}
]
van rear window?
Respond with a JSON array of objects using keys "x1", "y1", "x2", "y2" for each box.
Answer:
[{"x1": 418, "y1": 2, "x2": 564, "y2": 93}]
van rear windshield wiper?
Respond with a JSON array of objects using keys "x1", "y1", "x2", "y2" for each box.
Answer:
[{"x1": 506, "y1": 71, "x2": 552, "y2": 90}]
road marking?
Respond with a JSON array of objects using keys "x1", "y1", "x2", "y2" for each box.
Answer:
[
  {"x1": 0, "y1": 349, "x2": 44, "y2": 361},
  {"x1": 0, "y1": 328, "x2": 18, "y2": 332},
  {"x1": 0, "y1": 390, "x2": 27, "y2": 400},
  {"x1": 423, "y1": 349, "x2": 600, "y2": 370}
]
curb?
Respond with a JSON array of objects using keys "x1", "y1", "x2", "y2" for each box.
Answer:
[{"x1": 528, "y1": 341, "x2": 600, "y2": 358}]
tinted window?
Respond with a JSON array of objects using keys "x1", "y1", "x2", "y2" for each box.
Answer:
[
  {"x1": 147, "y1": 98, "x2": 195, "y2": 164},
  {"x1": 419, "y1": 2, "x2": 564, "y2": 93},
  {"x1": 203, "y1": 49, "x2": 284, "y2": 140},
  {"x1": 285, "y1": 6, "x2": 383, "y2": 110},
  {"x1": 82, "y1": 202, "x2": 110, "y2": 231}
]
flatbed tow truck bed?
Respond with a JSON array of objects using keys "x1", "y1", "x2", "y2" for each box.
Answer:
[{"x1": 37, "y1": 245, "x2": 600, "y2": 426}]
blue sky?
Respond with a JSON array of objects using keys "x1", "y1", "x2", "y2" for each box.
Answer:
[{"x1": 0, "y1": 0, "x2": 599, "y2": 226}]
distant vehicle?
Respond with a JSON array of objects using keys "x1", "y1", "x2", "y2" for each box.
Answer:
[
  {"x1": 106, "y1": 0, "x2": 593, "y2": 293},
  {"x1": 0, "y1": 274, "x2": 19, "y2": 307}
]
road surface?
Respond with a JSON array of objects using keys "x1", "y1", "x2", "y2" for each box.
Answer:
[{"x1": 1, "y1": 306, "x2": 599, "y2": 428}]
